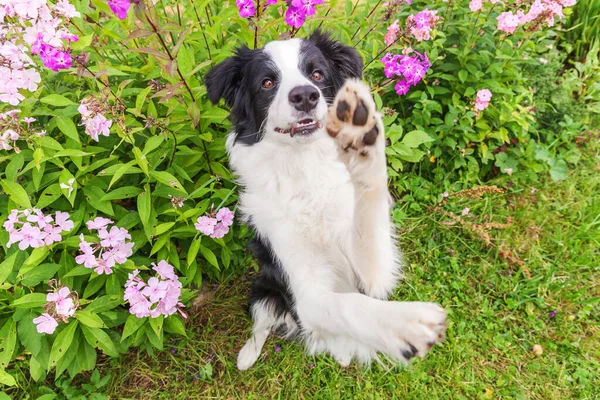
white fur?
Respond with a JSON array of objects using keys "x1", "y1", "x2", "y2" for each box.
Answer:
[{"x1": 228, "y1": 40, "x2": 446, "y2": 369}]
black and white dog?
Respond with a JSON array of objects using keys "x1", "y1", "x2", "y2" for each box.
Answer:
[{"x1": 205, "y1": 31, "x2": 447, "y2": 370}]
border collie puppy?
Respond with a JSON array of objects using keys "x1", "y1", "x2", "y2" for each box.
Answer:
[{"x1": 205, "y1": 30, "x2": 447, "y2": 370}]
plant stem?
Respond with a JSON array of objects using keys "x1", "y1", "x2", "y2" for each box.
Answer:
[{"x1": 350, "y1": 0, "x2": 385, "y2": 41}]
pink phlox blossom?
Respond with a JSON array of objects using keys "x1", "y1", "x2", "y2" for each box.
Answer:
[
  {"x1": 107, "y1": 0, "x2": 131, "y2": 19},
  {"x1": 384, "y1": 19, "x2": 400, "y2": 45},
  {"x1": 285, "y1": 6, "x2": 306, "y2": 28},
  {"x1": 195, "y1": 216, "x2": 217, "y2": 236},
  {"x1": 33, "y1": 313, "x2": 58, "y2": 334},
  {"x1": 469, "y1": 0, "x2": 482, "y2": 12},
  {"x1": 216, "y1": 207, "x2": 235, "y2": 227},
  {"x1": 47, "y1": 287, "x2": 76, "y2": 317},
  {"x1": 87, "y1": 216, "x2": 114, "y2": 230}
]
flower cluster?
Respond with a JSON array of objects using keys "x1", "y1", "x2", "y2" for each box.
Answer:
[
  {"x1": 469, "y1": 0, "x2": 500, "y2": 12},
  {"x1": 475, "y1": 89, "x2": 492, "y2": 114},
  {"x1": 33, "y1": 281, "x2": 79, "y2": 334},
  {"x1": 107, "y1": 0, "x2": 132, "y2": 19},
  {"x1": 381, "y1": 50, "x2": 432, "y2": 96},
  {"x1": 235, "y1": 0, "x2": 323, "y2": 29},
  {"x1": 497, "y1": 0, "x2": 577, "y2": 34},
  {"x1": 0, "y1": 0, "x2": 80, "y2": 105},
  {"x1": 194, "y1": 206, "x2": 235, "y2": 239},
  {"x1": 4, "y1": 209, "x2": 73, "y2": 250},
  {"x1": 124, "y1": 261, "x2": 186, "y2": 319},
  {"x1": 78, "y1": 97, "x2": 113, "y2": 142},
  {"x1": 406, "y1": 9, "x2": 439, "y2": 42},
  {"x1": 75, "y1": 217, "x2": 134, "y2": 275},
  {"x1": 0, "y1": 110, "x2": 45, "y2": 152}
]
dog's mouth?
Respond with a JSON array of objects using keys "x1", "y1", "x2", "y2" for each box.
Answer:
[{"x1": 275, "y1": 118, "x2": 322, "y2": 137}]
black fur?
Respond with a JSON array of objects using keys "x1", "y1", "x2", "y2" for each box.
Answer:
[
  {"x1": 300, "y1": 30, "x2": 364, "y2": 104},
  {"x1": 205, "y1": 47, "x2": 280, "y2": 146}
]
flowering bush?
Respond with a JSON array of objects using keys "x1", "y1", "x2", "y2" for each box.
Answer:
[{"x1": 0, "y1": 0, "x2": 591, "y2": 388}]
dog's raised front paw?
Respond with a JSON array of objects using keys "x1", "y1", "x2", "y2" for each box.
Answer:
[{"x1": 326, "y1": 79, "x2": 383, "y2": 159}]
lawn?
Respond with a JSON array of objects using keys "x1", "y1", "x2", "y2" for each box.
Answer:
[{"x1": 70, "y1": 137, "x2": 600, "y2": 399}]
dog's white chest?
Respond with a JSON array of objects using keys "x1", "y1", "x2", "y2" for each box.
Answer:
[{"x1": 229, "y1": 134, "x2": 354, "y2": 248}]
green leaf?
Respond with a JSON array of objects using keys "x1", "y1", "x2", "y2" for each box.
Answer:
[
  {"x1": 85, "y1": 295, "x2": 122, "y2": 313},
  {"x1": 47, "y1": 321, "x2": 78, "y2": 369},
  {"x1": 40, "y1": 94, "x2": 75, "y2": 107},
  {"x1": 458, "y1": 70, "x2": 468, "y2": 83},
  {"x1": 80, "y1": 325, "x2": 119, "y2": 357},
  {"x1": 149, "y1": 315, "x2": 163, "y2": 337},
  {"x1": 401, "y1": 130, "x2": 435, "y2": 148},
  {"x1": 63, "y1": 265, "x2": 92, "y2": 278},
  {"x1": 0, "y1": 252, "x2": 18, "y2": 284},
  {"x1": 135, "y1": 86, "x2": 153, "y2": 110},
  {"x1": 132, "y1": 147, "x2": 149, "y2": 176},
  {"x1": 187, "y1": 102, "x2": 201, "y2": 128},
  {"x1": 149, "y1": 171, "x2": 187, "y2": 194},
  {"x1": 75, "y1": 310, "x2": 105, "y2": 328},
  {"x1": 121, "y1": 314, "x2": 146, "y2": 342},
  {"x1": 35, "y1": 183, "x2": 62, "y2": 209},
  {"x1": 1, "y1": 179, "x2": 32, "y2": 208},
  {"x1": 0, "y1": 369, "x2": 16, "y2": 386},
  {"x1": 165, "y1": 315, "x2": 187, "y2": 337},
  {"x1": 17, "y1": 313, "x2": 42, "y2": 356},
  {"x1": 550, "y1": 159, "x2": 568, "y2": 182},
  {"x1": 12, "y1": 293, "x2": 47, "y2": 309},
  {"x1": 83, "y1": 186, "x2": 114, "y2": 216},
  {"x1": 56, "y1": 116, "x2": 80, "y2": 143},
  {"x1": 154, "y1": 222, "x2": 175, "y2": 236},
  {"x1": 138, "y1": 184, "x2": 153, "y2": 241},
  {"x1": 100, "y1": 186, "x2": 143, "y2": 201},
  {"x1": 187, "y1": 238, "x2": 201, "y2": 266},
  {"x1": 143, "y1": 135, "x2": 165, "y2": 156},
  {"x1": 108, "y1": 160, "x2": 136, "y2": 190},
  {"x1": 19, "y1": 263, "x2": 61, "y2": 287},
  {"x1": 200, "y1": 246, "x2": 219, "y2": 270},
  {"x1": 0, "y1": 319, "x2": 17, "y2": 370}
]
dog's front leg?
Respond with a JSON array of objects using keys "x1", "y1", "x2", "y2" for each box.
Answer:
[
  {"x1": 264, "y1": 231, "x2": 446, "y2": 364},
  {"x1": 326, "y1": 79, "x2": 401, "y2": 299}
]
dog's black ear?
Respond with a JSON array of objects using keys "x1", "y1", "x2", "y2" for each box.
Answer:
[
  {"x1": 205, "y1": 46, "x2": 252, "y2": 107},
  {"x1": 308, "y1": 29, "x2": 363, "y2": 80}
]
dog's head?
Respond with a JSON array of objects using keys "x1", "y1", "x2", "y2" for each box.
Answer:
[{"x1": 205, "y1": 30, "x2": 363, "y2": 145}]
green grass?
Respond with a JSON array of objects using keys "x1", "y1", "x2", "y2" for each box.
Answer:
[{"x1": 19, "y1": 139, "x2": 600, "y2": 399}]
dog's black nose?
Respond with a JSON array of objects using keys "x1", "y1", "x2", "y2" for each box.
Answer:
[{"x1": 288, "y1": 85, "x2": 320, "y2": 112}]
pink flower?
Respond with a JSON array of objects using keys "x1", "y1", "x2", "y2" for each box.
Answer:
[
  {"x1": 497, "y1": 12, "x2": 520, "y2": 34},
  {"x1": 292, "y1": 0, "x2": 323, "y2": 17},
  {"x1": 153, "y1": 260, "x2": 178, "y2": 281},
  {"x1": 210, "y1": 222, "x2": 229, "y2": 239},
  {"x1": 477, "y1": 89, "x2": 492, "y2": 102},
  {"x1": 54, "y1": 211, "x2": 74, "y2": 231},
  {"x1": 462, "y1": 207, "x2": 470, "y2": 216},
  {"x1": 469, "y1": 0, "x2": 482, "y2": 12},
  {"x1": 195, "y1": 216, "x2": 218, "y2": 236},
  {"x1": 560, "y1": 0, "x2": 576, "y2": 5},
  {"x1": 94, "y1": 259, "x2": 113, "y2": 275},
  {"x1": 27, "y1": 211, "x2": 53, "y2": 228},
  {"x1": 33, "y1": 313, "x2": 58, "y2": 334},
  {"x1": 17, "y1": 223, "x2": 44, "y2": 250},
  {"x1": 285, "y1": 6, "x2": 306, "y2": 28},
  {"x1": 142, "y1": 277, "x2": 169, "y2": 303},
  {"x1": 238, "y1": 1, "x2": 255, "y2": 18},
  {"x1": 384, "y1": 19, "x2": 400, "y2": 45},
  {"x1": 107, "y1": 0, "x2": 131, "y2": 19},
  {"x1": 84, "y1": 114, "x2": 112, "y2": 142},
  {"x1": 87, "y1": 217, "x2": 114, "y2": 230},
  {"x1": 47, "y1": 287, "x2": 76, "y2": 317},
  {"x1": 395, "y1": 79, "x2": 410, "y2": 95},
  {"x1": 42, "y1": 224, "x2": 63, "y2": 245},
  {"x1": 55, "y1": 0, "x2": 81, "y2": 18},
  {"x1": 99, "y1": 226, "x2": 131, "y2": 247},
  {"x1": 216, "y1": 207, "x2": 235, "y2": 227}
]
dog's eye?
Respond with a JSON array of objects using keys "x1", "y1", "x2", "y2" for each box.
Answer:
[
  {"x1": 311, "y1": 71, "x2": 323, "y2": 81},
  {"x1": 262, "y1": 79, "x2": 275, "y2": 89}
]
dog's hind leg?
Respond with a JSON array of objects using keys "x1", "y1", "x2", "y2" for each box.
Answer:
[{"x1": 238, "y1": 238, "x2": 299, "y2": 370}]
